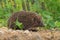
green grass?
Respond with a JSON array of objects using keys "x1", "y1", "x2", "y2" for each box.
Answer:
[{"x1": 0, "y1": 0, "x2": 60, "y2": 29}]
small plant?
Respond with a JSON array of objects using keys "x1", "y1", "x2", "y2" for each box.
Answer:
[{"x1": 15, "y1": 19, "x2": 24, "y2": 30}]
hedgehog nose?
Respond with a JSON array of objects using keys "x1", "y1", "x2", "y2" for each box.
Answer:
[
  {"x1": 42, "y1": 24, "x2": 45, "y2": 27},
  {"x1": 40, "y1": 23, "x2": 45, "y2": 27}
]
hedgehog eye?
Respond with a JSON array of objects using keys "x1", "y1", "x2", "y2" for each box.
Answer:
[{"x1": 38, "y1": 21, "x2": 40, "y2": 23}]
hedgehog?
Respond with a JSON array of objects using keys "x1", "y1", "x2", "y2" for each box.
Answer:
[{"x1": 8, "y1": 11, "x2": 44, "y2": 31}]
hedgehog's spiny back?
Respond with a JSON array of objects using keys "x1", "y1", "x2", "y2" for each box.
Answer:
[{"x1": 8, "y1": 11, "x2": 44, "y2": 31}]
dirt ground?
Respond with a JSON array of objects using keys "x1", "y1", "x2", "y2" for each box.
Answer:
[{"x1": 0, "y1": 27, "x2": 60, "y2": 40}]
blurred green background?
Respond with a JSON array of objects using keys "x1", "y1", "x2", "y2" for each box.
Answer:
[{"x1": 0, "y1": 0, "x2": 60, "y2": 29}]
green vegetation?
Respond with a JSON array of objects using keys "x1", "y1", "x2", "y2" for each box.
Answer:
[
  {"x1": 0, "y1": 0, "x2": 60, "y2": 29},
  {"x1": 15, "y1": 19, "x2": 24, "y2": 30}
]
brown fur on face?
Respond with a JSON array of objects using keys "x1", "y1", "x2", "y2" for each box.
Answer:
[{"x1": 8, "y1": 11, "x2": 44, "y2": 31}]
